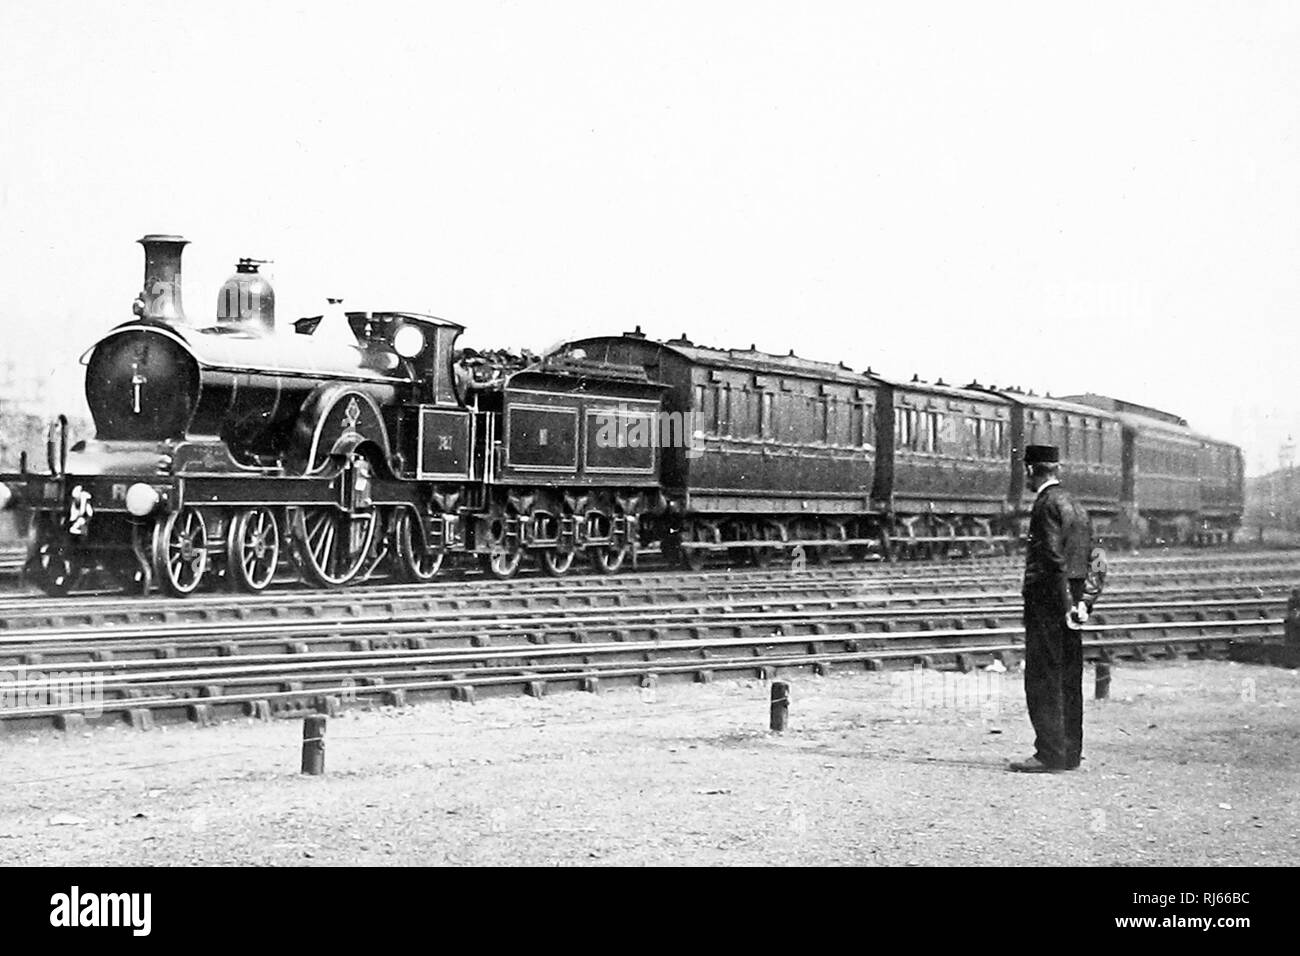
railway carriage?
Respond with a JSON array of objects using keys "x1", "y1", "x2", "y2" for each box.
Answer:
[
  {"x1": 977, "y1": 390, "x2": 1126, "y2": 542},
  {"x1": 1065, "y1": 394, "x2": 1242, "y2": 545},
  {"x1": 1197, "y1": 437, "x2": 1245, "y2": 543},
  {"x1": 553, "y1": 332, "x2": 880, "y2": 567},
  {"x1": 871, "y1": 376, "x2": 1013, "y2": 556}
]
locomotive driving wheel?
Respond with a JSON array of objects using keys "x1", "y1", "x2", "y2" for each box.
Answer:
[
  {"x1": 393, "y1": 508, "x2": 444, "y2": 583},
  {"x1": 152, "y1": 506, "x2": 209, "y2": 597},
  {"x1": 294, "y1": 505, "x2": 378, "y2": 588},
  {"x1": 227, "y1": 506, "x2": 281, "y2": 593}
]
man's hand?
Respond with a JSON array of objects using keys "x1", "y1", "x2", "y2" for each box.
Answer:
[{"x1": 1066, "y1": 601, "x2": 1089, "y2": 630}]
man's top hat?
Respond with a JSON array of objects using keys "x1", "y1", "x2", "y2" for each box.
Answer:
[{"x1": 1023, "y1": 444, "x2": 1060, "y2": 464}]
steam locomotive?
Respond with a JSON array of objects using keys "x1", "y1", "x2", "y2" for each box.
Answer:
[{"x1": 0, "y1": 235, "x2": 1243, "y2": 596}]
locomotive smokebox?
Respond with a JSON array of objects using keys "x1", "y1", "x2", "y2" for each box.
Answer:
[
  {"x1": 216, "y1": 258, "x2": 275, "y2": 334},
  {"x1": 136, "y1": 234, "x2": 190, "y2": 324}
]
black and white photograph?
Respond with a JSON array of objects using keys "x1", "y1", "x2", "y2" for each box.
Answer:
[{"x1": 0, "y1": 0, "x2": 1292, "y2": 930}]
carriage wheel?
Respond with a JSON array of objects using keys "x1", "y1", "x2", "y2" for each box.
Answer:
[
  {"x1": 28, "y1": 543, "x2": 74, "y2": 597},
  {"x1": 590, "y1": 545, "x2": 628, "y2": 575},
  {"x1": 152, "y1": 507, "x2": 209, "y2": 597},
  {"x1": 480, "y1": 551, "x2": 522, "y2": 579},
  {"x1": 805, "y1": 528, "x2": 831, "y2": 565},
  {"x1": 540, "y1": 549, "x2": 575, "y2": 577},
  {"x1": 228, "y1": 507, "x2": 281, "y2": 593},
  {"x1": 294, "y1": 505, "x2": 378, "y2": 588},
  {"x1": 676, "y1": 523, "x2": 709, "y2": 572},
  {"x1": 749, "y1": 523, "x2": 782, "y2": 568},
  {"x1": 393, "y1": 509, "x2": 444, "y2": 583}
]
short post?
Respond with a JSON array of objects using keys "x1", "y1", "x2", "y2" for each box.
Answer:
[
  {"x1": 301, "y1": 715, "x2": 326, "y2": 775},
  {"x1": 1285, "y1": 588, "x2": 1300, "y2": 647},
  {"x1": 1094, "y1": 663, "x2": 1111, "y2": 700},
  {"x1": 770, "y1": 680, "x2": 790, "y2": 732}
]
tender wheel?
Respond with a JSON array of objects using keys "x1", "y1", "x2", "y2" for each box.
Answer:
[
  {"x1": 294, "y1": 505, "x2": 378, "y2": 588},
  {"x1": 228, "y1": 507, "x2": 281, "y2": 593},
  {"x1": 540, "y1": 549, "x2": 575, "y2": 577},
  {"x1": 590, "y1": 545, "x2": 628, "y2": 575},
  {"x1": 393, "y1": 509, "x2": 444, "y2": 583},
  {"x1": 28, "y1": 543, "x2": 74, "y2": 597},
  {"x1": 480, "y1": 551, "x2": 522, "y2": 579},
  {"x1": 152, "y1": 507, "x2": 209, "y2": 597}
]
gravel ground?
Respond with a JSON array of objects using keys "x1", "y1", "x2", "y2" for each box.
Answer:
[{"x1": 1, "y1": 659, "x2": 1296, "y2": 866}]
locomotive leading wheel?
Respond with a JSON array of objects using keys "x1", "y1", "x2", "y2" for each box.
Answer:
[
  {"x1": 394, "y1": 509, "x2": 444, "y2": 583},
  {"x1": 480, "y1": 551, "x2": 522, "y2": 579},
  {"x1": 228, "y1": 507, "x2": 281, "y2": 593},
  {"x1": 294, "y1": 505, "x2": 378, "y2": 588},
  {"x1": 152, "y1": 507, "x2": 209, "y2": 597},
  {"x1": 28, "y1": 543, "x2": 74, "y2": 597}
]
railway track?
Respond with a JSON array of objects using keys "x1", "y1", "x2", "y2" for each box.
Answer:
[
  {"x1": 0, "y1": 550, "x2": 1294, "y2": 731},
  {"x1": 0, "y1": 547, "x2": 22, "y2": 579},
  {"x1": 0, "y1": 550, "x2": 1296, "y2": 630}
]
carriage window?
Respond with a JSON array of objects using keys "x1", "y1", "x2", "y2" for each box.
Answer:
[
  {"x1": 733, "y1": 389, "x2": 752, "y2": 438},
  {"x1": 896, "y1": 407, "x2": 916, "y2": 449},
  {"x1": 759, "y1": 392, "x2": 774, "y2": 438},
  {"x1": 714, "y1": 385, "x2": 729, "y2": 434},
  {"x1": 696, "y1": 385, "x2": 713, "y2": 433},
  {"x1": 921, "y1": 411, "x2": 941, "y2": 453}
]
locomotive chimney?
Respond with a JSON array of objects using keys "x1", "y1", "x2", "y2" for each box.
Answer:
[{"x1": 135, "y1": 234, "x2": 190, "y2": 324}]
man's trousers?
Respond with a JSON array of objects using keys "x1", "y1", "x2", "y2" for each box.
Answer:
[{"x1": 1022, "y1": 582, "x2": 1084, "y2": 768}]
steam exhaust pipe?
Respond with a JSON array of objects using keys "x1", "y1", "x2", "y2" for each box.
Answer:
[{"x1": 133, "y1": 234, "x2": 190, "y2": 324}]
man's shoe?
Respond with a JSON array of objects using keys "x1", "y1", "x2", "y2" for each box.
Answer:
[{"x1": 1009, "y1": 756, "x2": 1061, "y2": 773}]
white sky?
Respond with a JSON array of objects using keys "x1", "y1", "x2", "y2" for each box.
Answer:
[{"x1": 1, "y1": 1, "x2": 1296, "y2": 473}]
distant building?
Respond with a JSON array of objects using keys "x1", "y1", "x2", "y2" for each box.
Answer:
[{"x1": 0, "y1": 356, "x2": 47, "y2": 416}]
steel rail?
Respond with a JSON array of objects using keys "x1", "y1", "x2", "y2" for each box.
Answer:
[
  {"x1": 3, "y1": 560, "x2": 1299, "y2": 632},
  {"x1": 0, "y1": 617, "x2": 1282, "y2": 721}
]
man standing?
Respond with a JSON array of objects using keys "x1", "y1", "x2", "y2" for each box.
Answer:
[{"x1": 1011, "y1": 444, "x2": 1092, "y2": 773}]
